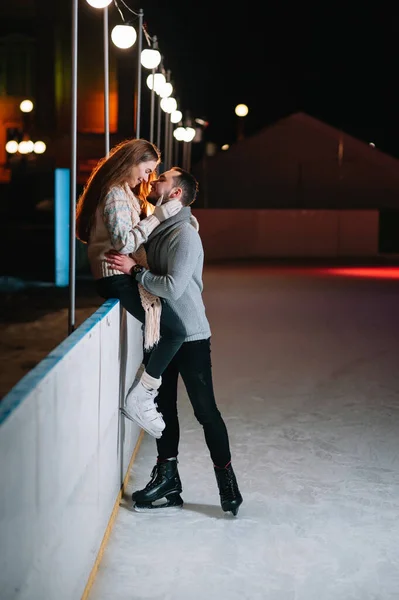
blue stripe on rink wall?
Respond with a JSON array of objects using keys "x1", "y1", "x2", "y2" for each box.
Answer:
[{"x1": 55, "y1": 168, "x2": 70, "y2": 287}]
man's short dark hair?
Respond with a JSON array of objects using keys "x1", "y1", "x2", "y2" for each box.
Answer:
[{"x1": 170, "y1": 167, "x2": 199, "y2": 206}]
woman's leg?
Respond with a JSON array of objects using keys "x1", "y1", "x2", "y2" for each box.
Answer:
[
  {"x1": 146, "y1": 298, "x2": 186, "y2": 377},
  {"x1": 96, "y1": 274, "x2": 145, "y2": 322},
  {"x1": 96, "y1": 275, "x2": 185, "y2": 379}
]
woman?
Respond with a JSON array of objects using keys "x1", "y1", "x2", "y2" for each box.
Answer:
[{"x1": 76, "y1": 138, "x2": 186, "y2": 438}]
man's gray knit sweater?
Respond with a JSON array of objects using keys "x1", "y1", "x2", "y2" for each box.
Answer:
[{"x1": 135, "y1": 206, "x2": 211, "y2": 343}]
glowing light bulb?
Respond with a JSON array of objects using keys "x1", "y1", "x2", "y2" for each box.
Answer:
[
  {"x1": 160, "y1": 97, "x2": 177, "y2": 114},
  {"x1": 171, "y1": 110, "x2": 183, "y2": 124},
  {"x1": 141, "y1": 48, "x2": 161, "y2": 69},
  {"x1": 235, "y1": 103, "x2": 249, "y2": 117},
  {"x1": 184, "y1": 127, "x2": 196, "y2": 142},
  {"x1": 18, "y1": 141, "x2": 33, "y2": 154},
  {"x1": 173, "y1": 127, "x2": 186, "y2": 141},
  {"x1": 20, "y1": 100, "x2": 34, "y2": 113},
  {"x1": 159, "y1": 82, "x2": 173, "y2": 99},
  {"x1": 33, "y1": 141, "x2": 46, "y2": 154},
  {"x1": 86, "y1": 0, "x2": 112, "y2": 7},
  {"x1": 146, "y1": 73, "x2": 166, "y2": 93},
  {"x1": 111, "y1": 25, "x2": 137, "y2": 49},
  {"x1": 5, "y1": 140, "x2": 18, "y2": 154}
]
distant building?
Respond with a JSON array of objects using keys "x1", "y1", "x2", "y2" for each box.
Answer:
[
  {"x1": 192, "y1": 112, "x2": 399, "y2": 211},
  {"x1": 0, "y1": 0, "x2": 140, "y2": 186}
]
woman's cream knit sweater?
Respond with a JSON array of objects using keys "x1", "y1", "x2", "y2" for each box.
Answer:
[
  {"x1": 87, "y1": 183, "x2": 160, "y2": 280},
  {"x1": 87, "y1": 183, "x2": 162, "y2": 349}
]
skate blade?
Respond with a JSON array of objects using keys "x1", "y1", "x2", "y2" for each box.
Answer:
[
  {"x1": 120, "y1": 408, "x2": 163, "y2": 439},
  {"x1": 134, "y1": 498, "x2": 184, "y2": 513},
  {"x1": 223, "y1": 499, "x2": 243, "y2": 517}
]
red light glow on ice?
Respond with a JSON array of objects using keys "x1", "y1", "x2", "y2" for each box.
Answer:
[{"x1": 321, "y1": 267, "x2": 399, "y2": 280}]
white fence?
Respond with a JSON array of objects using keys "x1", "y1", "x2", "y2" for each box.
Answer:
[
  {"x1": 0, "y1": 300, "x2": 143, "y2": 600},
  {"x1": 192, "y1": 209, "x2": 379, "y2": 261},
  {"x1": 77, "y1": 210, "x2": 380, "y2": 274}
]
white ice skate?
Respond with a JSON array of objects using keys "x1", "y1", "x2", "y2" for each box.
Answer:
[{"x1": 121, "y1": 381, "x2": 165, "y2": 439}]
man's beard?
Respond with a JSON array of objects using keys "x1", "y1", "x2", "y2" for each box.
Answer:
[{"x1": 147, "y1": 191, "x2": 169, "y2": 206}]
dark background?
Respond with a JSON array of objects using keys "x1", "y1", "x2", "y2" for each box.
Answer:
[
  {"x1": 1, "y1": 1, "x2": 399, "y2": 282},
  {"x1": 137, "y1": 1, "x2": 399, "y2": 156}
]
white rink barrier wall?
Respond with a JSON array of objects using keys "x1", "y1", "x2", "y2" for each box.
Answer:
[
  {"x1": 0, "y1": 300, "x2": 144, "y2": 600},
  {"x1": 191, "y1": 209, "x2": 379, "y2": 261}
]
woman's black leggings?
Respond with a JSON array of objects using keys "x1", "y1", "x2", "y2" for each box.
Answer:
[{"x1": 96, "y1": 275, "x2": 186, "y2": 379}]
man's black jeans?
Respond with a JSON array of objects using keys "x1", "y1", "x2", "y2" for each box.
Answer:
[
  {"x1": 96, "y1": 275, "x2": 186, "y2": 379},
  {"x1": 153, "y1": 338, "x2": 232, "y2": 468}
]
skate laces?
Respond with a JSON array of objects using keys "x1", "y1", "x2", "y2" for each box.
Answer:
[
  {"x1": 219, "y1": 470, "x2": 237, "y2": 500},
  {"x1": 145, "y1": 463, "x2": 166, "y2": 491}
]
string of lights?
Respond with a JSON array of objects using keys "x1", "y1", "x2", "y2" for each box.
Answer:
[{"x1": 86, "y1": 0, "x2": 199, "y2": 161}]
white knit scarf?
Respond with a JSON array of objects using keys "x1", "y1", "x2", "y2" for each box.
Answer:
[{"x1": 123, "y1": 183, "x2": 162, "y2": 351}]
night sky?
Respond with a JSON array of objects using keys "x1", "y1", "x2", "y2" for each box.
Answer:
[{"x1": 134, "y1": 1, "x2": 399, "y2": 158}]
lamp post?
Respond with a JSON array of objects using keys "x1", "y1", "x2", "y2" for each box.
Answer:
[
  {"x1": 108, "y1": 9, "x2": 142, "y2": 137},
  {"x1": 160, "y1": 94, "x2": 177, "y2": 170},
  {"x1": 186, "y1": 128, "x2": 195, "y2": 170},
  {"x1": 156, "y1": 90, "x2": 162, "y2": 149},
  {"x1": 173, "y1": 124, "x2": 186, "y2": 168},
  {"x1": 170, "y1": 109, "x2": 182, "y2": 163},
  {"x1": 68, "y1": 0, "x2": 79, "y2": 333},
  {"x1": 235, "y1": 103, "x2": 248, "y2": 141},
  {"x1": 159, "y1": 79, "x2": 174, "y2": 166},
  {"x1": 146, "y1": 70, "x2": 166, "y2": 156},
  {"x1": 183, "y1": 126, "x2": 196, "y2": 170},
  {"x1": 103, "y1": 4, "x2": 110, "y2": 155},
  {"x1": 134, "y1": 8, "x2": 143, "y2": 138},
  {"x1": 141, "y1": 35, "x2": 161, "y2": 142},
  {"x1": 149, "y1": 69, "x2": 155, "y2": 142},
  {"x1": 86, "y1": 0, "x2": 113, "y2": 156},
  {"x1": 173, "y1": 125, "x2": 195, "y2": 170}
]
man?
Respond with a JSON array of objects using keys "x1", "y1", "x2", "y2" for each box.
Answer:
[{"x1": 105, "y1": 167, "x2": 243, "y2": 516}]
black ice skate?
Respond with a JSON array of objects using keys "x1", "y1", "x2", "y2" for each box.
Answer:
[
  {"x1": 132, "y1": 458, "x2": 183, "y2": 512},
  {"x1": 214, "y1": 463, "x2": 243, "y2": 516}
]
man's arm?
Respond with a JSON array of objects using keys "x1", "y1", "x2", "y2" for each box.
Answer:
[{"x1": 104, "y1": 226, "x2": 201, "y2": 301}]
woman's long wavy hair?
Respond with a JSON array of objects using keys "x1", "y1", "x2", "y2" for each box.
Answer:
[{"x1": 76, "y1": 138, "x2": 161, "y2": 243}]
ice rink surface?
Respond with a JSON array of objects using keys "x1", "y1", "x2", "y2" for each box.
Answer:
[{"x1": 89, "y1": 264, "x2": 399, "y2": 600}]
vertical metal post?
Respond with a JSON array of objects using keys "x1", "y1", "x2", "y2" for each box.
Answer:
[
  {"x1": 168, "y1": 114, "x2": 173, "y2": 167},
  {"x1": 182, "y1": 141, "x2": 188, "y2": 171},
  {"x1": 164, "y1": 114, "x2": 170, "y2": 169},
  {"x1": 135, "y1": 8, "x2": 143, "y2": 138},
  {"x1": 149, "y1": 68, "x2": 155, "y2": 142},
  {"x1": 202, "y1": 153, "x2": 208, "y2": 208},
  {"x1": 173, "y1": 136, "x2": 179, "y2": 165},
  {"x1": 69, "y1": 0, "x2": 78, "y2": 335},
  {"x1": 156, "y1": 93, "x2": 162, "y2": 149},
  {"x1": 186, "y1": 140, "x2": 192, "y2": 172},
  {"x1": 104, "y1": 5, "x2": 110, "y2": 156}
]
